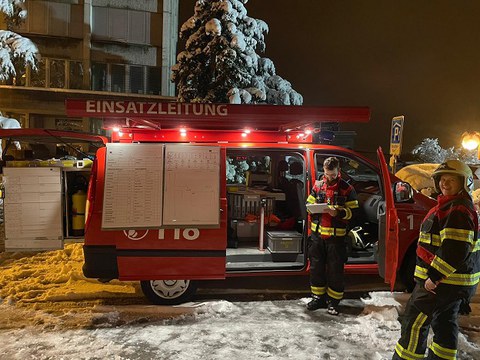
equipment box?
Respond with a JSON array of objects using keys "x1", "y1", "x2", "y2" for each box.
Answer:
[
  {"x1": 266, "y1": 231, "x2": 302, "y2": 253},
  {"x1": 233, "y1": 220, "x2": 259, "y2": 240},
  {"x1": 228, "y1": 192, "x2": 274, "y2": 220}
]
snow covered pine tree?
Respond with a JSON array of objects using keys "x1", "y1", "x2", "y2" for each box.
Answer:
[
  {"x1": 0, "y1": 0, "x2": 38, "y2": 82},
  {"x1": 172, "y1": 0, "x2": 303, "y2": 105}
]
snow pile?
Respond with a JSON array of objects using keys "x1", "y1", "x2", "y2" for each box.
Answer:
[
  {"x1": 362, "y1": 291, "x2": 402, "y2": 307},
  {"x1": 172, "y1": 0, "x2": 303, "y2": 105},
  {"x1": 194, "y1": 299, "x2": 242, "y2": 318},
  {"x1": 0, "y1": 243, "x2": 141, "y2": 305},
  {"x1": 340, "y1": 306, "x2": 400, "y2": 355}
]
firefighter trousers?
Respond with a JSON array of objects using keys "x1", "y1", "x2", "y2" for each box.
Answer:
[
  {"x1": 308, "y1": 233, "x2": 346, "y2": 305},
  {"x1": 393, "y1": 283, "x2": 462, "y2": 360}
]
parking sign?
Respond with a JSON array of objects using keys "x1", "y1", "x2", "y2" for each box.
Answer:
[{"x1": 390, "y1": 116, "x2": 404, "y2": 156}]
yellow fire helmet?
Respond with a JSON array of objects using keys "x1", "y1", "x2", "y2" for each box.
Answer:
[{"x1": 431, "y1": 159, "x2": 474, "y2": 195}]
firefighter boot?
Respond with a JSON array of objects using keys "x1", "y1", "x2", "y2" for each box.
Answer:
[
  {"x1": 326, "y1": 298, "x2": 340, "y2": 316},
  {"x1": 306, "y1": 295, "x2": 328, "y2": 311}
]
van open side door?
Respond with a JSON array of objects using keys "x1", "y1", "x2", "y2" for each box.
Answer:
[
  {"x1": 376, "y1": 147, "x2": 399, "y2": 290},
  {"x1": 0, "y1": 129, "x2": 107, "y2": 252}
]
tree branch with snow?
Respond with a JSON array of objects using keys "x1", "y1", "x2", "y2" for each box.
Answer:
[
  {"x1": 412, "y1": 138, "x2": 480, "y2": 165},
  {"x1": 0, "y1": 0, "x2": 38, "y2": 81}
]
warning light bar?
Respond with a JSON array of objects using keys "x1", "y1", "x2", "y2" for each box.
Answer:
[{"x1": 110, "y1": 128, "x2": 313, "y2": 144}]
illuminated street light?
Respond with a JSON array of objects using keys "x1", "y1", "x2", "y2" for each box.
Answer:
[{"x1": 461, "y1": 131, "x2": 480, "y2": 159}]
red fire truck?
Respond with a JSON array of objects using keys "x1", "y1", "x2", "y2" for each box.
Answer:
[{"x1": 1, "y1": 101, "x2": 435, "y2": 304}]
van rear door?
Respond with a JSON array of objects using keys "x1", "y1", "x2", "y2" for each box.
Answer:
[
  {"x1": 376, "y1": 147, "x2": 399, "y2": 289},
  {"x1": 86, "y1": 143, "x2": 227, "y2": 281}
]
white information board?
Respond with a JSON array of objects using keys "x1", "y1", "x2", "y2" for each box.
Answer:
[
  {"x1": 4, "y1": 167, "x2": 63, "y2": 251},
  {"x1": 163, "y1": 144, "x2": 220, "y2": 226},
  {"x1": 102, "y1": 143, "x2": 164, "y2": 229}
]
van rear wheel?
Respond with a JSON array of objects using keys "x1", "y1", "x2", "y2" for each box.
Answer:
[{"x1": 140, "y1": 280, "x2": 197, "y2": 305}]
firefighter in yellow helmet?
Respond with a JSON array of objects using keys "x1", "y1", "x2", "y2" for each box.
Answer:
[{"x1": 393, "y1": 160, "x2": 479, "y2": 360}]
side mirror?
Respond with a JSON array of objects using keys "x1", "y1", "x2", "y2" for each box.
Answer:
[{"x1": 393, "y1": 181, "x2": 414, "y2": 203}]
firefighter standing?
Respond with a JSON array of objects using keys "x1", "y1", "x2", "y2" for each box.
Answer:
[
  {"x1": 393, "y1": 160, "x2": 480, "y2": 360},
  {"x1": 305, "y1": 157, "x2": 359, "y2": 315}
]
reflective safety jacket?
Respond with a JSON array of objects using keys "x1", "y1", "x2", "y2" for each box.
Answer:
[
  {"x1": 306, "y1": 174, "x2": 359, "y2": 238},
  {"x1": 415, "y1": 192, "x2": 480, "y2": 289}
]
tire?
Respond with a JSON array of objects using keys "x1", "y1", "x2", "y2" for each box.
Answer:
[
  {"x1": 399, "y1": 249, "x2": 416, "y2": 292},
  {"x1": 140, "y1": 280, "x2": 197, "y2": 305}
]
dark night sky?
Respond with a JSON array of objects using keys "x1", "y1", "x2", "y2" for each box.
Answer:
[{"x1": 178, "y1": 1, "x2": 480, "y2": 157}]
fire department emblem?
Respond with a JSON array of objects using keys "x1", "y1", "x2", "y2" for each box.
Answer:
[{"x1": 123, "y1": 229, "x2": 149, "y2": 241}]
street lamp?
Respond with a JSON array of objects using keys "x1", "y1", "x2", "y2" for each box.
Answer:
[{"x1": 461, "y1": 131, "x2": 480, "y2": 159}]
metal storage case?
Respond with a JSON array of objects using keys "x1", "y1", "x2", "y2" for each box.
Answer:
[{"x1": 266, "y1": 231, "x2": 302, "y2": 253}]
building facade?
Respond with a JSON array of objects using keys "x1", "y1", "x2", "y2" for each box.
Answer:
[{"x1": 0, "y1": 0, "x2": 179, "y2": 134}]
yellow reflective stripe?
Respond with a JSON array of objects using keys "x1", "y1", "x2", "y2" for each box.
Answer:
[
  {"x1": 394, "y1": 343, "x2": 425, "y2": 360},
  {"x1": 431, "y1": 234, "x2": 441, "y2": 246},
  {"x1": 418, "y1": 233, "x2": 441, "y2": 246},
  {"x1": 306, "y1": 195, "x2": 316, "y2": 204},
  {"x1": 440, "y1": 228, "x2": 475, "y2": 245},
  {"x1": 319, "y1": 228, "x2": 347, "y2": 236},
  {"x1": 309, "y1": 224, "x2": 347, "y2": 236},
  {"x1": 443, "y1": 272, "x2": 480, "y2": 286},
  {"x1": 418, "y1": 232, "x2": 431, "y2": 244},
  {"x1": 473, "y1": 241, "x2": 480, "y2": 252},
  {"x1": 429, "y1": 341, "x2": 457, "y2": 360},
  {"x1": 414, "y1": 265, "x2": 428, "y2": 279},
  {"x1": 327, "y1": 287, "x2": 343, "y2": 300},
  {"x1": 342, "y1": 207, "x2": 352, "y2": 220},
  {"x1": 416, "y1": 265, "x2": 480, "y2": 286},
  {"x1": 431, "y1": 256, "x2": 456, "y2": 277},
  {"x1": 311, "y1": 286, "x2": 326, "y2": 296},
  {"x1": 345, "y1": 200, "x2": 359, "y2": 208},
  {"x1": 408, "y1": 312, "x2": 428, "y2": 353}
]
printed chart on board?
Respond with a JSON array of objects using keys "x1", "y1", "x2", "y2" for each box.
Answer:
[
  {"x1": 102, "y1": 143, "x2": 164, "y2": 229},
  {"x1": 163, "y1": 144, "x2": 220, "y2": 226}
]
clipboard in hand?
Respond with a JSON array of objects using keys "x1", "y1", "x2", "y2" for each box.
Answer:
[{"x1": 306, "y1": 203, "x2": 331, "y2": 214}]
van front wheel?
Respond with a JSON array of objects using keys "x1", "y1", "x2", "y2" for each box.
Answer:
[{"x1": 140, "y1": 280, "x2": 197, "y2": 305}]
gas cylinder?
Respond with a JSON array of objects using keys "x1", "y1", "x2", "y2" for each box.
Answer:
[{"x1": 71, "y1": 189, "x2": 87, "y2": 236}]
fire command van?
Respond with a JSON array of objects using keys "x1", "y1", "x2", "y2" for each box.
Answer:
[{"x1": 0, "y1": 101, "x2": 436, "y2": 305}]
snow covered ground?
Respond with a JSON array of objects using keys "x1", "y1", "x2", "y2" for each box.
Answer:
[
  {"x1": 0, "y1": 292, "x2": 479, "y2": 360},
  {"x1": 1, "y1": 245, "x2": 479, "y2": 359}
]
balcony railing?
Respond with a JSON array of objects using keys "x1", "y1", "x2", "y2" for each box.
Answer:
[{"x1": 2, "y1": 58, "x2": 162, "y2": 96}]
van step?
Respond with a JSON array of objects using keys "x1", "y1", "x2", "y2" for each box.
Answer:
[{"x1": 226, "y1": 261, "x2": 304, "y2": 271}]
